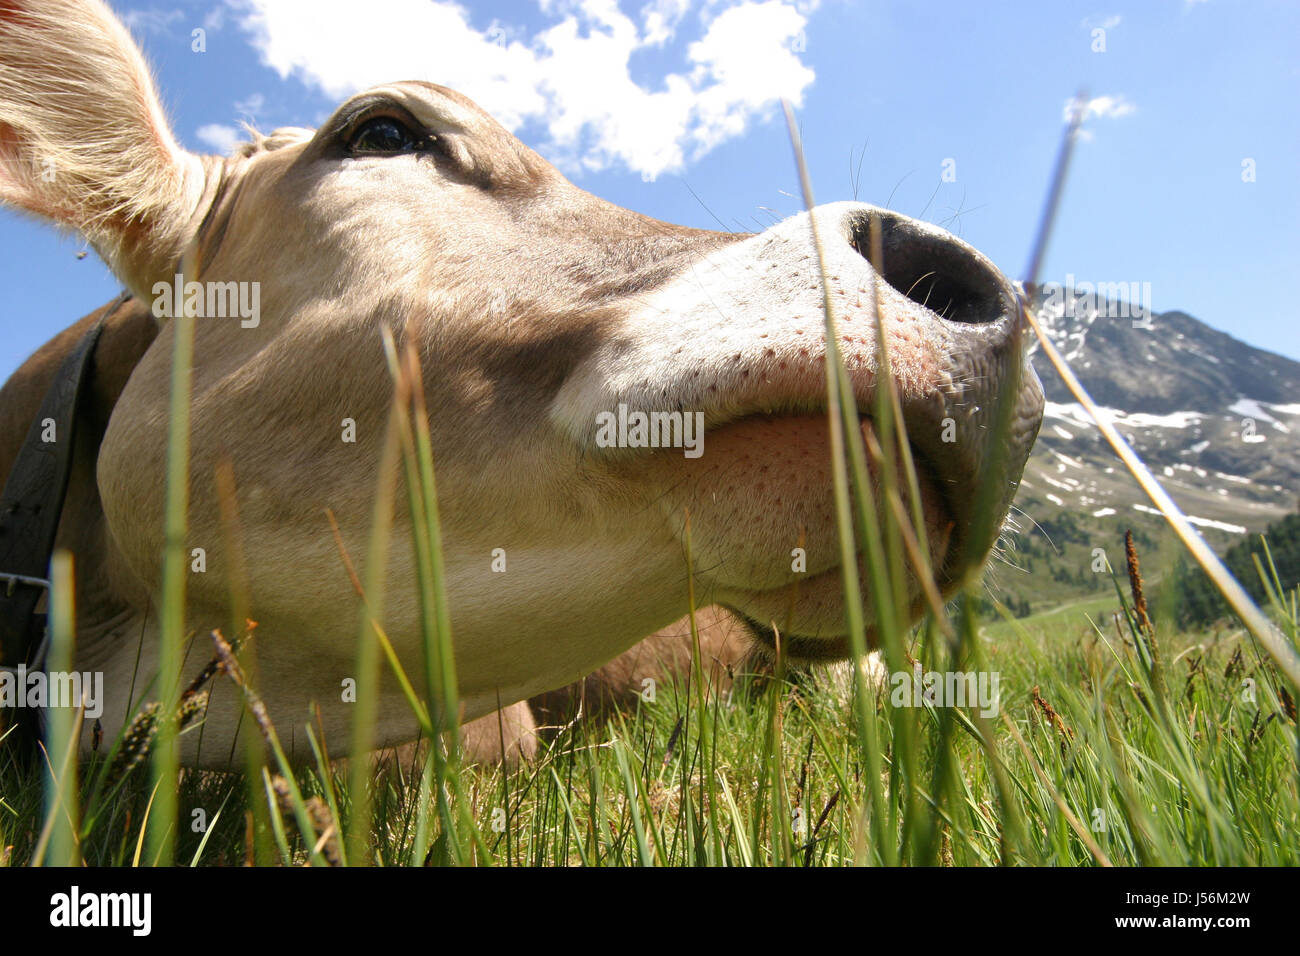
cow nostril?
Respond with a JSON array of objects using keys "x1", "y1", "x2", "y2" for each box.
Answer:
[{"x1": 847, "y1": 213, "x2": 1011, "y2": 325}]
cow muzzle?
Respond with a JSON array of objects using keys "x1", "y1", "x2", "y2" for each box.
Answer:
[{"x1": 551, "y1": 201, "x2": 1045, "y2": 656}]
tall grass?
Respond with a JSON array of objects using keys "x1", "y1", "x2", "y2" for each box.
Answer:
[
  {"x1": 32, "y1": 551, "x2": 79, "y2": 867},
  {"x1": 2, "y1": 542, "x2": 1296, "y2": 865},
  {"x1": 147, "y1": 248, "x2": 201, "y2": 866}
]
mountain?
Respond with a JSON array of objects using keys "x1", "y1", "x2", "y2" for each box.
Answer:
[{"x1": 988, "y1": 290, "x2": 1298, "y2": 615}]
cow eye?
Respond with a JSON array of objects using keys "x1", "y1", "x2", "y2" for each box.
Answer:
[{"x1": 348, "y1": 116, "x2": 424, "y2": 154}]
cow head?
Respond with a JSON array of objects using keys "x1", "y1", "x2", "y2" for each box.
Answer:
[{"x1": 0, "y1": 0, "x2": 1042, "y2": 752}]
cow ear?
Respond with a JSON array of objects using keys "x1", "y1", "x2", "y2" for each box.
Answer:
[{"x1": 0, "y1": 0, "x2": 206, "y2": 299}]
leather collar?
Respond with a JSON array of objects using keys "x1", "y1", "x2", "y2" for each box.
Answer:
[{"x1": 0, "y1": 294, "x2": 127, "y2": 747}]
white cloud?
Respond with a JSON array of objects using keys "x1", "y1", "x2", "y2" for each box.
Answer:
[
  {"x1": 204, "y1": 4, "x2": 230, "y2": 31},
  {"x1": 642, "y1": 0, "x2": 691, "y2": 45},
  {"x1": 1077, "y1": 94, "x2": 1137, "y2": 120},
  {"x1": 686, "y1": 2, "x2": 813, "y2": 152},
  {"x1": 1060, "y1": 94, "x2": 1133, "y2": 143},
  {"x1": 196, "y1": 122, "x2": 244, "y2": 153},
  {"x1": 1081, "y1": 14, "x2": 1121, "y2": 30},
  {"x1": 1065, "y1": 93, "x2": 1136, "y2": 140},
  {"x1": 122, "y1": 6, "x2": 185, "y2": 34},
  {"x1": 227, "y1": 0, "x2": 817, "y2": 178},
  {"x1": 233, "y1": 92, "x2": 266, "y2": 119}
]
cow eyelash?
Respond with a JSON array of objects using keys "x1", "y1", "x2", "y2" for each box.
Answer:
[{"x1": 344, "y1": 112, "x2": 438, "y2": 156}]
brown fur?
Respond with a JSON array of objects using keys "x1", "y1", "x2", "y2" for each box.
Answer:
[{"x1": 0, "y1": 294, "x2": 752, "y2": 764}]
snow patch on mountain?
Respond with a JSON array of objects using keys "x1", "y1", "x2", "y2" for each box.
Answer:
[
  {"x1": 1131, "y1": 503, "x2": 1246, "y2": 534},
  {"x1": 1044, "y1": 402, "x2": 1203, "y2": 430}
]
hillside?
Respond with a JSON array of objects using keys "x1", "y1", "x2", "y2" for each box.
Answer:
[{"x1": 989, "y1": 292, "x2": 1298, "y2": 616}]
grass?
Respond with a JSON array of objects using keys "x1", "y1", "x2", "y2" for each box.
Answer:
[
  {"x1": 3, "y1": 573, "x2": 1296, "y2": 866},
  {"x1": 1, "y1": 98, "x2": 1296, "y2": 868}
]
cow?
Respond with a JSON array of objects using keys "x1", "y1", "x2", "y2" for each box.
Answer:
[{"x1": 0, "y1": 0, "x2": 1043, "y2": 768}]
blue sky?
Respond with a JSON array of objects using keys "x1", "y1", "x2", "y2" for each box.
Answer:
[{"x1": 2, "y1": 0, "x2": 1297, "y2": 380}]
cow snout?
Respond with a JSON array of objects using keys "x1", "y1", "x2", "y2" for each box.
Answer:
[{"x1": 551, "y1": 201, "x2": 1044, "y2": 653}]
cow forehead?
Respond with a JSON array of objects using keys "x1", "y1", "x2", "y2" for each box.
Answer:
[
  {"x1": 336, "y1": 81, "x2": 500, "y2": 136},
  {"x1": 235, "y1": 82, "x2": 499, "y2": 153},
  {"x1": 215, "y1": 83, "x2": 559, "y2": 225}
]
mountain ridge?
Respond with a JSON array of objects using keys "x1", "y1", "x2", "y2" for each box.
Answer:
[{"x1": 991, "y1": 291, "x2": 1297, "y2": 613}]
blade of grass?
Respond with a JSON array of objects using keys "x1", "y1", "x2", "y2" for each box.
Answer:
[
  {"x1": 213, "y1": 460, "x2": 273, "y2": 864},
  {"x1": 345, "y1": 372, "x2": 404, "y2": 865},
  {"x1": 260, "y1": 767, "x2": 292, "y2": 865},
  {"x1": 208, "y1": 629, "x2": 327, "y2": 867},
  {"x1": 131, "y1": 778, "x2": 163, "y2": 867},
  {"x1": 376, "y1": 331, "x2": 486, "y2": 865},
  {"x1": 781, "y1": 98, "x2": 893, "y2": 867},
  {"x1": 35, "y1": 551, "x2": 81, "y2": 867},
  {"x1": 149, "y1": 249, "x2": 201, "y2": 867},
  {"x1": 188, "y1": 797, "x2": 229, "y2": 866}
]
